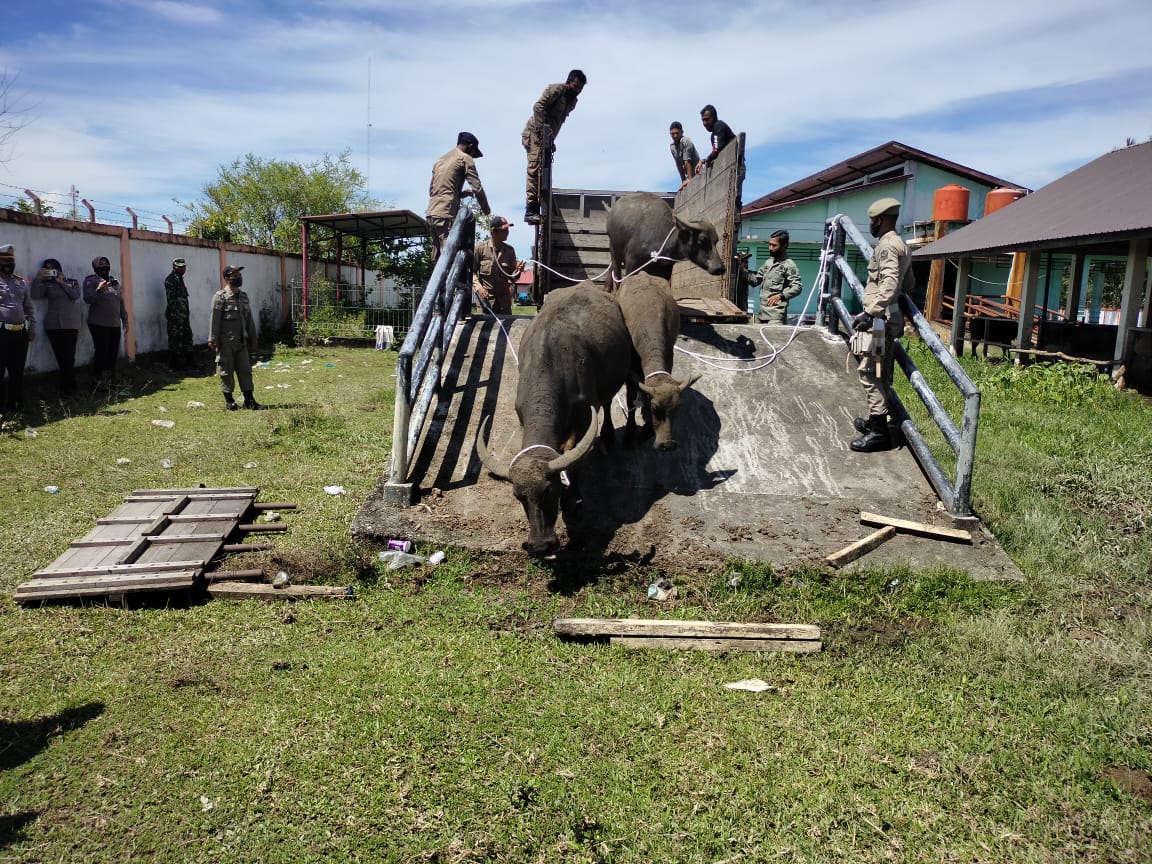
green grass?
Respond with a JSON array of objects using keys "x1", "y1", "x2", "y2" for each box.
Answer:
[{"x1": 1, "y1": 342, "x2": 1150, "y2": 862}]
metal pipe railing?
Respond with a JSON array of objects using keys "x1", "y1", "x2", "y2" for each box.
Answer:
[
  {"x1": 820, "y1": 215, "x2": 981, "y2": 517},
  {"x1": 385, "y1": 207, "x2": 475, "y2": 504}
]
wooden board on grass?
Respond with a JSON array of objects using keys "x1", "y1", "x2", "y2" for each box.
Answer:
[{"x1": 553, "y1": 618, "x2": 821, "y2": 653}]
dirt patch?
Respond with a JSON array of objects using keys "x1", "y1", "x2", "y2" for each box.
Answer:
[
  {"x1": 1101, "y1": 765, "x2": 1152, "y2": 805},
  {"x1": 839, "y1": 617, "x2": 932, "y2": 648}
]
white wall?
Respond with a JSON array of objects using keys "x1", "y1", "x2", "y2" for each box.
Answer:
[{"x1": 1, "y1": 210, "x2": 297, "y2": 373}]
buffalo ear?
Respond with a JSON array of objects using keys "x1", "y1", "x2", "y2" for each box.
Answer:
[{"x1": 678, "y1": 373, "x2": 702, "y2": 393}]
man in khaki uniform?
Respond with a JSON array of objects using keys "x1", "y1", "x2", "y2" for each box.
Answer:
[
  {"x1": 209, "y1": 265, "x2": 262, "y2": 411},
  {"x1": 747, "y1": 230, "x2": 802, "y2": 324},
  {"x1": 427, "y1": 132, "x2": 491, "y2": 261},
  {"x1": 473, "y1": 216, "x2": 524, "y2": 315},
  {"x1": 850, "y1": 197, "x2": 912, "y2": 452},
  {"x1": 521, "y1": 70, "x2": 586, "y2": 225}
]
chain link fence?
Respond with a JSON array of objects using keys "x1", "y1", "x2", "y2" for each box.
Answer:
[{"x1": 289, "y1": 275, "x2": 423, "y2": 346}]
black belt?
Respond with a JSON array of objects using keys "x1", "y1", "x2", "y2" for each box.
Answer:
[{"x1": 1, "y1": 322, "x2": 27, "y2": 332}]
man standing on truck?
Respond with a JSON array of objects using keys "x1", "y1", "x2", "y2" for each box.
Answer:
[
  {"x1": 669, "y1": 121, "x2": 699, "y2": 188},
  {"x1": 427, "y1": 132, "x2": 491, "y2": 261},
  {"x1": 849, "y1": 197, "x2": 911, "y2": 453},
  {"x1": 522, "y1": 70, "x2": 586, "y2": 225},
  {"x1": 699, "y1": 105, "x2": 735, "y2": 169}
]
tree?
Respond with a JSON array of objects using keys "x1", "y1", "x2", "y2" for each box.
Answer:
[
  {"x1": 183, "y1": 150, "x2": 375, "y2": 253},
  {"x1": 13, "y1": 197, "x2": 54, "y2": 216},
  {"x1": 0, "y1": 69, "x2": 33, "y2": 163}
]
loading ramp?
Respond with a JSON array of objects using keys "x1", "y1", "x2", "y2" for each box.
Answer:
[{"x1": 352, "y1": 317, "x2": 1019, "y2": 580}]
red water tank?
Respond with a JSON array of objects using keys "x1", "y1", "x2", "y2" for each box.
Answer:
[
  {"x1": 984, "y1": 187, "x2": 1025, "y2": 216},
  {"x1": 932, "y1": 184, "x2": 970, "y2": 222}
]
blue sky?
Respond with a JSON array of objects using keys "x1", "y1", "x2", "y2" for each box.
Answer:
[{"x1": 2, "y1": 0, "x2": 1150, "y2": 235}]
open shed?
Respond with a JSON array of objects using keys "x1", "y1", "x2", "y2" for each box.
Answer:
[
  {"x1": 297, "y1": 209, "x2": 429, "y2": 340},
  {"x1": 913, "y1": 142, "x2": 1152, "y2": 390}
]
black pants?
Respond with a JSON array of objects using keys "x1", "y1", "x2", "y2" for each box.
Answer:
[
  {"x1": 0, "y1": 328, "x2": 30, "y2": 410},
  {"x1": 89, "y1": 324, "x2": 121, "y2": 380},
  {"x1": 45, "y1": 328, "x2": 78, "y2": 392}
]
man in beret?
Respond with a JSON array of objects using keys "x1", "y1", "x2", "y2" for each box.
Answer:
[
  {"x1": 427, "y1": 132, "x2": 491, "y2": 261},
  {"x1": 522, "y1": 70, "x2": 586, "y2": 225},
  {"x1": 0, "y1": 243, "x2": 34, "y2": 414},
  {"x1": 164, "y1": 257, "x2": 194, "y2": 370},
  {"x1": 473, "y1": 216, "x2": 525, "y2": 316},
  {"x1": 849, "y1": 197, "x2": 913, "y2": 452},
  {"x1": 209, "y1": 265, "x2": 262, "y2": 410}
]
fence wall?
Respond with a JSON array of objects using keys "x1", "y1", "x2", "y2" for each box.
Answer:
[{"x1": 0, "y1": 208, "x2": 364, "y2": 372}]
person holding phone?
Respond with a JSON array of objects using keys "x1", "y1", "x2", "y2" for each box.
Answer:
[
  {"x1": 83, "y1": 255, "x2": 128, "y2": 386},
  {"x1": 31, "y1": 257, "x2": 81, "y2": 396}
]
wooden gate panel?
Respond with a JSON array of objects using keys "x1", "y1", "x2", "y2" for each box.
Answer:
[{"x1": 15, "y1": 487, "x2": 265, "y2": 603}]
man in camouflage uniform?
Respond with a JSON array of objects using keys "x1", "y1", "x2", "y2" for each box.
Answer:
[
  {"x1": 426, "y1": 132, "x2": 490, "y2": 262},
  {"x1": 521, "y1": 70, "x2": 586, "y2": 225},
  {"x1": 208, "y1": 265, "x2": 262, "y2": 411},
  {"x1": 747, "y1": 230, "x2": 802, "y2": 325},
  {"x1": 849, "y1": 197, "x2": 912, "y2": 452},
  {"x1": 164, "y1": 257, "x2": 194, "y2": 369},
  {"x1": 473, "y1": 216, "x2": 525, "y2": 315}
]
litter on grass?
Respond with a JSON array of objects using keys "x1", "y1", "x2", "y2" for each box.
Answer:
[
  {"x1": 24, "y1": 428, "x2": 38, "y2": 438},
  {"x1": 116, "y1": 457, "x2": 131, "y2": 465},
  {"x1": 323, "y1": 485, "x2": 346, "y2": 495},
  {"x1": 186, "y1": 401, "x2": 204, "y2": 408},
  {"x1": 151, "y1": 419, "x2": 176, "y2": 429},
  {"x1": 244, "y1": 461, "x2": 258, "y2": 469},
  {"x1": 724, "y1": 679, "x2": 775, "y2": 693}
]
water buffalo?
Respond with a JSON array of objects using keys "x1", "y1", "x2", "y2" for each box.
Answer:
[
  {"x1": 475, "y1": 282, "x2": 631, "y2": 556},
  {"x1": 617, "y1": 272, "x2": 701, "y2": 451},
  {"x1": 606, "y1": 191, "x2": 726, "y2": 284}
]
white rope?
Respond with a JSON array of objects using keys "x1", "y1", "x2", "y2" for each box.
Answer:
[
  {"x1": 509, "y1": 443, "x2": 557, "y2": 466},
  {"x1": 644, "y1": 370, "x2": 672, "y2": 380},
  {"x1": 948, "y1": 258, "x2": 1010, "y2": 288},
  {"x1": 672, "y1": 245, "x2": 831, "y2": 374},
  {"x1": 471, "y1": 287, "x2": 520, "y2": 367}
]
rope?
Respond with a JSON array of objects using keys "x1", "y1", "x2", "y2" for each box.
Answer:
[
  {"x1": 509, "y1": 443, "x2": 558, "y2": 466},
  {"x1": 672, "y1": 246, "x2": 831, "y2": 374},
  {"x1": 471, "y1": 287, "x2": 520, "y2": 367}
]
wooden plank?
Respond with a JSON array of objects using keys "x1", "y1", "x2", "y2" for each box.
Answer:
[
  {"x1": 204, "y1": 569, "x2": 265, "y2": 582},
  {"x1": 15, "y1": 571, "x2": 200, "y2": 600},
  {"x1": 252, "y1": 502, "x2": 298, "y2": 510},
  {"x1": 553, "y1": 618, "x2": 820, "y2": 641},
  {"x1": 129, "y1": 487, "x2": 258, "y2": 496},
  {"x1": 859, "y1": 511, "x2": 973, "y2": 542},
  {"x1": 32, "y1": 560, "x2": 206, "y2": 578},
  {"x1": 608, "y1": 636, "x2": 820, "y2": 654},
  {"x1": 143, "y1": 534, "x2": 228, "y2": 544},
  {"x1": 207, "y1": 581, "x2": 354, "y2": 601},
  {"x1": 136, "y1": 541, "x2": 224, "y2": 565},
  {"x1": 824, "y1": 526, "x2": 897, "y2": 568}
]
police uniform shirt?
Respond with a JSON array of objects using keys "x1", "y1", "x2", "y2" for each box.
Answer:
[
  {"x1": 864, "y1": 230, "x2": 913, "y2": 324},
  {"x1": 523, "y1": 83, "x2": 579, "y2": 138},
  {"x1": 474, "y1": 240, "x2": 519, "y2": 296},
  {"x1": 427, "y1": 148, "x2": 489, "y2": 221},
  {"x1": 210, "y1": 287, "x2": 254, "y2": 345},
  {"x1": 749, "y1": 257, "x2": 802, "y2": 302},
  {"x1": 0, "y1": 273, "x2": 34, "y2": 329}
]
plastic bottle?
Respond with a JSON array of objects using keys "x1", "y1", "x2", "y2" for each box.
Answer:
[{"x1": 377, "y1": 550, "x2": 426, "y2": 571}]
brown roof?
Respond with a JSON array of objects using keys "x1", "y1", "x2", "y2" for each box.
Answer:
[
  {"x1": 742, "y1": 140, "x2": 1020, "y2": 215},
  {"x1": 914, "y1": 141, "x2": 1152, "y2": 259}
]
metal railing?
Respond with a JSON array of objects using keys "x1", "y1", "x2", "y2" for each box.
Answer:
[
  {"x1": 384, "y1": 207, "x2": 475, "y2": 505},
  {"x1": 819, "y1": 215, "x2": 981, "y2": 517}
]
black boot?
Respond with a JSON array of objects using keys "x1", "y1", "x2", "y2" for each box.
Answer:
[
  {"x1": 850, "y1": 415, "x2": 891, "y2": 452},
  {"x1": 853, "y1": 414, "x2": 892, "y2": 433},
  {"x1": 242, "y1": 391, "x2": 263, "y2": 410},
  {"x1": 225, "y1": 393, "x2": 239, "y2": 411}
]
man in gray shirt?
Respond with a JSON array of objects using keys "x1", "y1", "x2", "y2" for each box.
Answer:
[{"x1": 669, "y1": 121, "x2": 699, "y2": 188}]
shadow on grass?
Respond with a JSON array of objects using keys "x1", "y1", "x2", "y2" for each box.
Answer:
[
  {"x1": 0, "y1": 812, "x2": 40, "y2": 849},
  {"x1": 0, "y1": 701, "x2": 104, "y2": 849},
  {"x1": 0, "y1": 702, "x2": 106, "y2": 774}
]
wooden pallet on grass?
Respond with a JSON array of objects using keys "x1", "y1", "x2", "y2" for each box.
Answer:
[{"x1": 15, "y1": 487, "x2": 272, "y2": 603}]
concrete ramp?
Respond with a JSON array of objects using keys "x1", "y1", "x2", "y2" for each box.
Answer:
[{"x1": 353, "y1": 317, "x2": 1020, "y2": 580}]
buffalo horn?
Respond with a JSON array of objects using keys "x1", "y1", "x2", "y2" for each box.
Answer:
[
  {"x1": 475, "y1": 415, "x2": 511, "y2": 481},
  {"x1": 547, "y1": 408, "x2": 601, "y2": 474}
]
